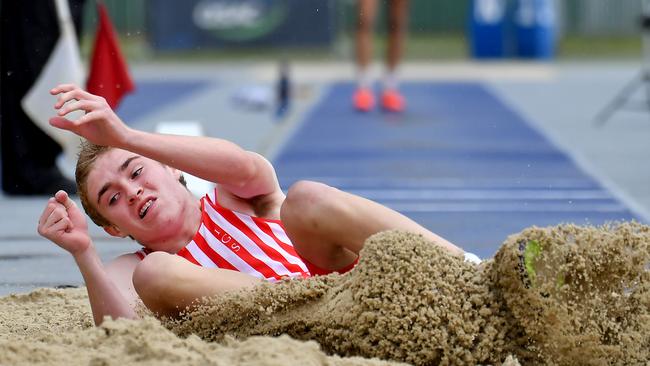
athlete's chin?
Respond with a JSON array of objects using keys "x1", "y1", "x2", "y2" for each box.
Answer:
[{"x1": 155, "y1": 216, "x2": 185, "y2": 235}]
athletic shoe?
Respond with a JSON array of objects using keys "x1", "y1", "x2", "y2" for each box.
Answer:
[
  {"x1": 353, "y1": 88, "x2": 374, "y2": 112},
  {"x1": 381, "y1": 89, "x2": 405, "y2": 113}
]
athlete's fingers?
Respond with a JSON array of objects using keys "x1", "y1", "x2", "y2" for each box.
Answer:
[
  {"x1": 44, "y1": 206, "x2": 67, "y2": 227},
  {"x1": 53, "y1": 88, "x2": 100, "y2": 109},
  {"x1": 50, "y1": 84, "x2": 79, "y2": 95},
  {"x1": 73, "y1": 110, "x2": 106, "y2": 126},
  {"x1": 57, "y1": 99, "x2": 100, "y2": 117},
  {"x1": 50, "y1": 109, "x2": 106, "y2": 131},
  {"x1": 37, "y1": 199, "x2": 59, "y2": 236},
  {"x1": 55, "y1": 190, "x2": 77, "y2": 211},
  {"x1": 50, "y1": 217, "x2": 73, "y2": 235},
  {"x1": 49, "y1": 116, "x2": 80, "y2": 132},
  {"x1": 50, "y1": 84, "x2": 94, "y2": 98},
  {"x1": 38, "y1": 198, "x2": 58, "y2": 225}
]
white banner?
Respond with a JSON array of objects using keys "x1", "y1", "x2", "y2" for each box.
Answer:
[{"x1": 21, "y1": 0, "x2": 85, "y2": 177}]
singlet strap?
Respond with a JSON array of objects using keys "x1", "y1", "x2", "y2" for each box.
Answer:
[{"x1": 134, "y1": 247, "x2": 154, "y2": 260}]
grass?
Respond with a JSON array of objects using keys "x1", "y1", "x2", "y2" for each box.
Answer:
[
  {"x1": 558, "y1": 35, "x2": 642, "y2": 60},
  {"x1": 80, "y1": 32, "x2": 643, "y2": 63}
]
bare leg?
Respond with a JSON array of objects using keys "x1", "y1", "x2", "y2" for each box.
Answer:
[
  {"x1": 386, "y1": 0, "x2": 409, "y2": 72},
  {"x1": 356, "y1": 0, "x2": 378, "y2": 77},
  {"x1": 132, "y1": 252, "x2": 261, "y2": 317},
  {"x1": 281, "y1": 181, "x2": 464, "y2": 272}
]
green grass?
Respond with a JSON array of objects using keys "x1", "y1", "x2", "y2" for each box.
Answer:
[
  {"x1": 80, "y1": 32, "x2": 642, "y2": 63},
  {"x1": 558, "y1": 35, "x2": 641, "y2": 59}
]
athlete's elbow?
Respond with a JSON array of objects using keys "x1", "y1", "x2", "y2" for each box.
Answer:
[
  {"x1": 232, "y1": 153, "x2": 268, "y2": 188},
  {"x1": 238, "y1": 159, "x2": 259, "y2": 186}
]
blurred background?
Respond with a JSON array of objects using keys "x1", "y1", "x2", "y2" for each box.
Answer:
[
  {"x1": 79, "y1": 0, "x2": 643, "y2": 61},
  {"x1": 2, "y1": 0, "x2": 650, "y2": 294}
]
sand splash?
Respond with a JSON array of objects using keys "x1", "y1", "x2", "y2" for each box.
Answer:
[
  {"x1": 1, "y1": 223, "x2": 648, "y2": 365},
  {"x1": 168, "y1": 230, "x2": 510, "y2": 365},
  {"x1": 168, "y1": 223, "x2": 650, "y2": 365},
  {"x1": 491, "y1": 222, "x2": 650, "y2": 365}
]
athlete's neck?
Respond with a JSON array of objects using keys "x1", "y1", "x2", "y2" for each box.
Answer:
[
  {"x1": 140, "y1": 198, "x2": 202, "y2": 254},
  {"x1": 169, "y1": 199, "x2": 202, "y2": 253}
]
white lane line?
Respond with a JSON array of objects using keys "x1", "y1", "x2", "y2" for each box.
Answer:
[
  {"x1": 280, "y1": 176, "x2": 600, "y2": 189},
  {"x1": 347, "y1": 189, "x2": 613, "y2": 200},
  {"x1": 384, "y1": 202, "x2": 627, "y2": 213}
]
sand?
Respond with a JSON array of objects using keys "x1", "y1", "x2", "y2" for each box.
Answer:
[
  {"x1": 0, "y1": 288, "x2": 396, "y2": 366},
  {"x1": 1, "y1": 223, "x2": 648, "y2": 365}
]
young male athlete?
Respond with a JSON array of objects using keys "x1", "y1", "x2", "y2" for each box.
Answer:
[{"x1": 37, "y1": 84, "x2": 476, "y2": 325}]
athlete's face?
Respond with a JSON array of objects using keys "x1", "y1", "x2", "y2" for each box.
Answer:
[{"x1": 86, "y1": 148, "x2": 197, "y2": 250}]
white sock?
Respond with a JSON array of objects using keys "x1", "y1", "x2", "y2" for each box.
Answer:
[
  {"x1": 464, "y1": 252, "x2": 482, "y2": 265},
  {"x1": 382, "y1": 70, "x2": 399, "y2": 91},
  {"x1": 357, "y1": 67, "x2": 372, "y2": 89}
]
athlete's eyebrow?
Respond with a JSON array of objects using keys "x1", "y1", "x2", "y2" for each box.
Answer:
[{"x1": 97, "y1": 155, "x2": 140, "y2": 204}]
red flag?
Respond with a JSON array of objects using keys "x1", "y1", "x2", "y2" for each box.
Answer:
[{"x1": 86, "y1": 2, "x2": 134, "y2": 108}]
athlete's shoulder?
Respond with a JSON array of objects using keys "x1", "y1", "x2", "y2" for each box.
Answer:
[{"x1": 105, "y1": 253, "x2": 141, "y2": 277}]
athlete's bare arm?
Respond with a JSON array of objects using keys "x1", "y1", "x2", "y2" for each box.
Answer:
[
  {"x1": 36, "y1": 192, "x2": 260, "y2": 321},
  {"x1": 132, "y1": 252, "x2": 262, "y2": 317},
  {"x1": 37, "y1": 190, "x2": 138, "y2": 325},
  {"x1": 48, "y1": 84, "x2": 280, "y2": 200}
]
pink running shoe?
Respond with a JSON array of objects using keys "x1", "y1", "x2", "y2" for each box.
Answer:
[
  {"x1": 353, "y1": 88, "x2": 375, "y2": 112},
  {"x1": 381, "y1": 89, "x2": 405, "y2": 113}
]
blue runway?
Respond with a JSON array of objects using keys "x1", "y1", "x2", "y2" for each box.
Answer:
[
  {"x1": 273, "y1": 82, "x2": 640, "y2": 257},
  {"x1": 117, "y1": 79, "x2": 210, "y2": 122}
]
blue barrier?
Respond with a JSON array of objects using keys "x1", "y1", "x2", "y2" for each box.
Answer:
[
  {"x1": 469, "y1": 0, "x2": 509, "y2": 58},
  {"x1": 469, "y1": 0, "x2": 557, "y2": 60},
  {"x1": 513, "y1": 0, "x2": 557, "y2": 59}
]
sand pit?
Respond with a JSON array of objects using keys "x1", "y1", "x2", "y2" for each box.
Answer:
[
  {"x1": 1, "y1": 223, "x2": 648, "y2": 365},
  {"x1": 0, "y1": 288, "x2": 397, "y2": 365}
]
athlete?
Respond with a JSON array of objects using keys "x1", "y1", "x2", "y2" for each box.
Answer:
[{"x1": 37, "y1": 84, "x2": 475, "y2": 326}]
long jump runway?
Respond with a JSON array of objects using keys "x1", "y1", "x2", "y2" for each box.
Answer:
[{"x1": 273, "y1": 82, "x2": 640, "y2": 258}]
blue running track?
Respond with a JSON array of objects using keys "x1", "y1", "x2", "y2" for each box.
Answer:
[
  {"x1": 273, "y1": 82, "x2": 641, "y2": 257},
  {"x1": 117, "y1": 79, "x2": 210, "y2": 122}
]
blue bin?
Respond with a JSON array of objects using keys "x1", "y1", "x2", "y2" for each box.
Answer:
[
  {"x1": 513, "y1": 0, "x2": 557, "y2": 59},
  {"x1": 469, "y1": 0, "x2": 508, "y2": 59}
]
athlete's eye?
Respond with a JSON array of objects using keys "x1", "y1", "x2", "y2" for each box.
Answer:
[
  {"x1": 132, "y1": 167, "x2": 142, "y2": 179},
  {"x1": 109, "y1": 193, "x2": 120, "y2": 205}
]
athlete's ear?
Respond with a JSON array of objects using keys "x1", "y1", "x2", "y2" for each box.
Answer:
[{"x1": 104, "y1": 225, "x2": 128, "y2": 238}]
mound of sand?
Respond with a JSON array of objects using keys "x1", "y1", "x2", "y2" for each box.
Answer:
[
  {"x1": 491, "y1": 222, "x2": 650, "y2": 364},
  {"x1": 1, "y1": 223, "x2": 648, "y2": 365},
  {"x1": 168, "y1": 230, "x2": 511, "y2": 365}
]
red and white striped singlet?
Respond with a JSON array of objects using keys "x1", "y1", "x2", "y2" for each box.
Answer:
[{"x1": 136, "y1": 188, "x2": 311, "y2": 281}]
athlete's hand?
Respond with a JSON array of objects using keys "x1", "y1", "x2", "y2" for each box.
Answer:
[
  {"x1": 37, "y1": 190, "x2": 91, "y2": 257},
  {"x1": 49, "y1": 84, "x2": 131, "y2": 148}
]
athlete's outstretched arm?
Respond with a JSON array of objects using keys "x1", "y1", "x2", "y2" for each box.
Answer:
[
  {"x1": 37, "y1": 190, "x2": 139, "y2": 325},
  {"x1": 48, "y1": 84, "x2": 279, "y2": 199}
]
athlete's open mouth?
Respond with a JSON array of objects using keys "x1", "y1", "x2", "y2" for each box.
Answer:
[{"x1": 139, "y1": 198, "x2": 155, "y2": 219}]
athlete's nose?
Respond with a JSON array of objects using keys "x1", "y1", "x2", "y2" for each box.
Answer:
[{"x1": 128, "y1": 186, "x2": 143, "y2": 204}]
